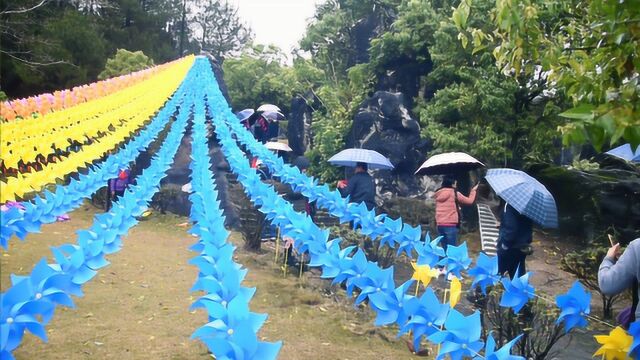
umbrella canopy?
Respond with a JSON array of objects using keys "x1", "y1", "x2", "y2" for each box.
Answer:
[
  {"x1": 257, "y1": 104, "x2": 281, "y2": 112},
  {"x1": 264, "y1": 141, "x2": 292, "y2": 152},
  {"x1": 328, "y1": 148, "x2": 394, "y2": 170},
  {"x1": 262, "y1": 110, "x2": 285, "y2": 121},
  {"x1": 415, "y1": 152, "x2": 484, "y2": 175},
  {"x1": 292, "y1": 156, "x2": 310, "y2": 170},
  {"x1": 236, "y1": 108, "x2": 254, "y2": 122},
  {"x1": 485, "y1": 168, "x2": 558, "y2": 228},
  {"x1": 605, "y1": 143, "x2": 640, "y2": 162}
]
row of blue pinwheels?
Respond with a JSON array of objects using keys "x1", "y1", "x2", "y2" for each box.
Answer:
[
  {"x1": 202, "y1": 73, "x2": 533, "y2": 359},
  {"x1": 0, "y1": 67, "x2": 196, "y2": 250},
  {"x1": 186, "y1": 69, "x2": 281, "y2": 359},
  {"x1": 0, "y1": 69, "x2": 194, "y2": 360},
  {"x1": 212, "y1": 83, "x2": 640, "y2": 357},
  {"x1": 224, "y1": 110, "x2": 464, "y2": 266}
]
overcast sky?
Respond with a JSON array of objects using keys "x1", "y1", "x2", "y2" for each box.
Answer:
[{"x1": 229, "y1": 0, "x2": 323, "y2": 57}]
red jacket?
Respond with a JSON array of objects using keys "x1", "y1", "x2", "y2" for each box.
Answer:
[{"x1": 433, "y1": 187, "x2": 477, "y2": 226}]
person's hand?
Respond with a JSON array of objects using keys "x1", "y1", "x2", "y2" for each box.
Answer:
[
  {"x1": 337, "y1": 180, "x2": 347, "y2": 189},
  {"x1": 283, "y1": 236, "x2": 294, "y2": 249},
  {"x1": 606, "y1": 243, "x2": 621, "y2": 260},
  {"x1": 472, "y1": 184, "x2": 479, "y2": 191},
  {"x1": 111, "y1": 191, "x2": 115, "y2": 196}
]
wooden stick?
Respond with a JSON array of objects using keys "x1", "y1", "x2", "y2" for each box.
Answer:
[
  {"x1": 608, "y1": 234, "x2": 616, "y2": 247},
  {"x1": 274, "y1": 226, "x2": 280, "y2": 264}
]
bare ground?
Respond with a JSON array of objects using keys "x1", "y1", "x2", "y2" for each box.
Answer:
[{"x1": 1, "y1": 203, "x2": 422, "y2": 360}]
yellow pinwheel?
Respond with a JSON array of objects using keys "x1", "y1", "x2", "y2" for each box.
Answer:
[
  {"x1": 593, "y1": 326, "x2": 633, "y2": 360},
  {"x1": 411, "y1": 262, "x2": 440, "y2": 288},
  {"x1": 449, "y1": 277, "x2": 462, "y2": 308}
]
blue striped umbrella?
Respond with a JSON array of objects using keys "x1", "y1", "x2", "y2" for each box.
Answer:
[
  {"x1": 605, "y1": 143, "x2": 640, "y2": 162},
  {"x1": 486, "y1": 168, "x2": 558, "y2": 228},
  {"x1": 328, "y1": 148, "x2": 394, "y2": 170}
]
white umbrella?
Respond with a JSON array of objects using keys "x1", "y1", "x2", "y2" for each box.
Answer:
[
  {"x1": 328, "y1": 148, "x2": 394, "y2": 170},
  {"x1": 257, "y1": 104, "x2": 281, "y2": 112},
  {"x1": 264, "y1": 141, "x2": 292, "y2": 152},
  {"x1": 262, "y1": 110, "x2": 285, "y2": 121},
  {"x1": 415, "y1": 152, "x2": 484, "y2": 175}
]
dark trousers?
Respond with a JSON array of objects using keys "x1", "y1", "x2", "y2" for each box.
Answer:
[
  {"x1": 437, "y1": 225, "x2": 459, "y2": 253},
  {"x1": 106, "y1": 189, "x2": 125, "y2": 212},
  {"x1": 498, "y1": 247, "x2": 527, "y2": 279}
]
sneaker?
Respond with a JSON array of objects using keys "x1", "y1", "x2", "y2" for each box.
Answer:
[{"x1": 447, "y1": 273, "x2": 457, "y2": 281}]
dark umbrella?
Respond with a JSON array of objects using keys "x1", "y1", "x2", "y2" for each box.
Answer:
[
  {"x1": 292, "y1": 156, "x2": 310, "y2": 170},
  {"x1": 415, "y1": 152, "x2": 484, "y2": 175}
]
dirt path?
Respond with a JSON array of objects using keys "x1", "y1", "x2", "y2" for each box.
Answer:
[{"x1": 1, "y1": 203, "x2": 420, "y2": 359}]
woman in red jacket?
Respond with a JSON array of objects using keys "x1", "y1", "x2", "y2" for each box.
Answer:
[{"x1": 433, "y1": 175, "x2": 478, "y2": 252}]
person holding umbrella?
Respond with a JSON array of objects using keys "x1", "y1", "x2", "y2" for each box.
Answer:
[
  {"x1": 337, "y1": 162, "x2": 376, "y2": 210},
  {"x1": 433, "y1": 174, "x2": 479, "y2": 252},
  {"x1": 485, "y1": 168, "x2": 559, "y2": 278},
  {"x1": 415, "y1": 152, "x2": 484, "y2": 254},
  {"x1": 329, "y1": 148, "x2": 394, "y2": 211}
]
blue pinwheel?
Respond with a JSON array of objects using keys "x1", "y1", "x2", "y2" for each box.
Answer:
[
  {"x1": 351, "y1": 203, "x2": 378, "y2": 236},
  {"x1": 399, "y1": 287, "x2": 450, "y2": 351},
  {"x1": 191, "y1": 262, "x2": 250, "y2": 308},
  {"x1": 335, "y1": 248, "x2": 369, "y2": 295},
  {"x1": 629, "y1": 321, "x2": 640, "y2": 358},
  {"x1": 500, "y1": 271, "x2": 535, "y2": 314},
  {"x1": 9, "y1": 259, "x2": 75, "y2": 308},
  {"x1": 437, "y1": 242, "x2": 472, "y2": 277},
  {"x1": 555, "y1": 281, "x2": 591, "y2": 333},
  {"x1": 397, "y1": 224, "x2": 422, "y2": 256},
  {"x1": 428, "y1": 309, "x2": 484, "y2": 360},
  {"x1": 376, "y1": 216, "x2": 403, "y2": 249},
  {"x1": 352, "y1": 265, "x2": 395, "y2": 305},
  {"x1": 0, "y1": 278, "x2": 55, "y2": 355},
  {"x1": 468, "y1": 253, "x2": 500, "y2": 294},
  {"x1": 414, "y1": 233, "x2": 445, "y2": 268},
  {"x1": 368, "y1": 280, "x2": 415, "y2": 326},
  {"x1": 308, "y1": 239, "x2": 355, "y2": 279},
  {"x1": 51, "y1": 245, "x2": 96, "y2": 286},
  {"x1": 191, "y1": 295, "x2": 281, "y2": 360},
  {"x1": 485, "y1": 333, "x2": 525, "y2": 360}
]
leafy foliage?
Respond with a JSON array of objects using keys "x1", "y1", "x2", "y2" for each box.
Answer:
[
  {"x1": 478, "y1": 287, "x2": 568, "y2": 360},
  {"x1": 222, "y1": 45, "x2": 324, "y2": 115},
  {"x1": 459, "y1": 0, "x2": 640, "y2": 149},
  {"x1": 561, "y1": 245, "x2": 622, "y2": 318},
  {"x1": 98, "y1": 49, "x2": 154, "y2": 80}
]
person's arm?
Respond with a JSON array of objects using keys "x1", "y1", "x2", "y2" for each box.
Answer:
[
  {"x1": 456, "y1": 185, "x2": 478, "y2": 205},
  {"x1": 343, "y1": 176, "x2": 357, "y2": 197},
  {"x1": 598, "y1": 243, "x2": 637, "y2": 295}
]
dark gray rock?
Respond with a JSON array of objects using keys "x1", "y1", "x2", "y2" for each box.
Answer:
[
  {"x1": 287, "y1": 95, "x2": 314, "y2": 155},
  {"x1": 528, "y1": 163, "x2": 640, "y2": 244},
  {"x1": 347, "y1": 91, "x2": 429, "y2": 197}
]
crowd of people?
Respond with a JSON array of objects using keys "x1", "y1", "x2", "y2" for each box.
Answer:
[{"x1": 103, "y1": 103, "x2": 637, "y2": 329}]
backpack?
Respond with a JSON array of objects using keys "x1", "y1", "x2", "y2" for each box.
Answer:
[{"x1": 618, "y1": 280, "x2": 638, "y2": 330}]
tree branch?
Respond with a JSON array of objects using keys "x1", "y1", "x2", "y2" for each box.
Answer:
[{"x1": 2, "y1": 0, "x2": 49, "y2": 15}]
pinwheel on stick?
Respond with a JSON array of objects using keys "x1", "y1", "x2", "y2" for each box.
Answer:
[{"x1": 555, "y1": 281, "x2": 591, "y2": 333}]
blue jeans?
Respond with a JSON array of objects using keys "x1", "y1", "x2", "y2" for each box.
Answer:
[{"x1": 437, "y1": 226, "x2": 458, "y2": 253}]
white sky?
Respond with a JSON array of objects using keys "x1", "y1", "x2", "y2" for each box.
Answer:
[{"x1": 229, "y1": 0, "x2": 323, "y2": 57}]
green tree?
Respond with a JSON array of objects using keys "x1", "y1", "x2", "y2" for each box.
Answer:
[
  {"x1": 459, "y1": 0, "x2": 640, "y2": 149},
  {"x1": 98, "y1": 49, "x2": 154, "y2": 80},
  {"x1": 189, "y1": 0, "x2": 253, "y2": 60}
]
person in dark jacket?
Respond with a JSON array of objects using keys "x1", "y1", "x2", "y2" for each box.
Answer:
[
  {"x1": 337, "y1": 162, "x2": 376, "y2": 210},
  {"x1": 497, "y1": 203, "x2": 533, "y2": 278},
  {"x1": 106, "y1": 168, "x2": 131, "y2": 211}
]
